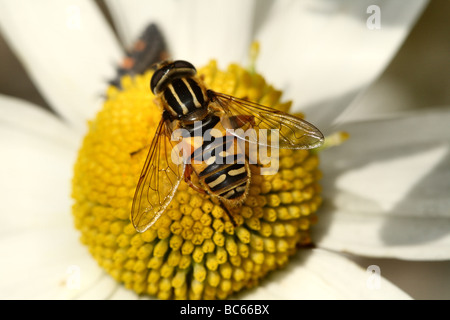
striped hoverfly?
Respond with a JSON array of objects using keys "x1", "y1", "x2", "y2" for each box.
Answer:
[{"x1": 131, "y1": 60, "x2": 324, "y2": 232}]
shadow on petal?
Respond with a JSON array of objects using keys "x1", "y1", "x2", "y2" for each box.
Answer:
[
  {"x1": 380, "y1": 149, "x2": 450, "y2": 246},
  {"x1": 314, "y1": 108, "x2": 450, "y2": 259},
  {"x1": 306, "y1": 0, "x2": 428, "y2": 27},
  {"x1": 297, "y1": 87, "x2": 361, "y2": 135}
]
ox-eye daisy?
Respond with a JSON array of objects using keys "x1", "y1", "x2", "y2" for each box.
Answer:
[{"x1": 1, "y1": 0, "x2": 448, "y2": 300}]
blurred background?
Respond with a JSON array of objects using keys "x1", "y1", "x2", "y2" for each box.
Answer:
[
  {"x1": 1, "y1": 0, "x2": 449, "y2": 116},
  {"x1": 0, "y1": 0, "x2": 449, "y2": 299}
]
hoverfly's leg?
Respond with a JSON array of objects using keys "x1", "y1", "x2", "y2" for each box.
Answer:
[
  {"x1": 296, "y1": 241, "x2": 316, "y2": 250},
  {"x1": 185, "y1": 167, "x2": 236, "y2": 226},
  {"x1": 219, "y1": 200, "x2": 238, "y2": 227},
  {"x1": 130, "y1": 145, "x2": 150, "y2": 157},
  {"x1": 248, "y1": 163, "x2": 264, "y2": 176},
  {"x1": 184, "y1": 166, "x2": 207, "y2": 194}
]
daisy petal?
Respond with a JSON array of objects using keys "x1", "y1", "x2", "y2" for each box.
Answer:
[
  {"x1": 242, "y1": 249, "x2": 410, "y2": 299},
  {"x1": 0, "y1": 227, "x2": 104, "y2": 299},
  {"x1": 0, "y1": 95, "x2": 109, "y2": 299},
  {"x1": 317, "y1": 108, "x2": 450, "y2": 260},
  {"x1": 0, "y1": 94, "x2": 79, "y2": 233},
  {"x1": 350, "y1": 256, "x2": 450, "y2": 300},
  {"x1": 105, "y1": 0, "x2": 256, "y2": 66},
  {"x1": 255, "y1": 0, "x2": 429, "y2": 130},
  {"x1": 0, "y1": 94, "x2": 78, "y2": 148},
  {"x1": 0, "y1": 0, "x2": 123, "y2": 131}
]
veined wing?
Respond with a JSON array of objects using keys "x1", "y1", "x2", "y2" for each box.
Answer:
[
  {"x1": 131, "y1": 116, "x2": 185, "y2": 232},
  {"x1": 210, "y1": 91, "x2": 324, "y2": 149}
]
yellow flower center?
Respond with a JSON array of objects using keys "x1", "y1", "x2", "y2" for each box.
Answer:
[{"x1": 71, "y1": 60, "x2": 322, "y2": 299}]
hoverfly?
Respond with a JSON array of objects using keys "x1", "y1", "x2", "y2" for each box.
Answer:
[{"x1": 131, "y1": 60, "x2": 324, "y2": 232}]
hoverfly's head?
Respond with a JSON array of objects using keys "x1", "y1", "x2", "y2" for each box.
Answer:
[{"x1": 150, "y1": 60, "x2": 197, "y2": 95}]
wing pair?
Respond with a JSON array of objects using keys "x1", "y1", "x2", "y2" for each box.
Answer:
[{"x1": 131, "y1": 92, "x2": 324, "y2": 232}]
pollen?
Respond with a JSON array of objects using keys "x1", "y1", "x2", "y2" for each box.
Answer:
[{"x1": 72, "y1": 60, "x2": 322, "y2": 300}]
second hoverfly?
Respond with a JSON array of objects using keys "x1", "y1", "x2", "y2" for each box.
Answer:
[{"x1": 131, "y1": 60, "x2": 324, "y2": 232}]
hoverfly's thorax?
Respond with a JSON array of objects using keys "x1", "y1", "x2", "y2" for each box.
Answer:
[
  {"x1": 151, "y1": 60, "x2": 209, "y2": 119},
  {"x1": 161, "y1": 76, "x2": 209, "y2": 118}
]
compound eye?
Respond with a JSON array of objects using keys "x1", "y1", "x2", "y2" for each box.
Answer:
[
  {"x1": 150, "y1": 65, "x2": 170, "y2": 94},
  {"x1": 150, "y1": 60, "x2": 197, "y2": 94}
]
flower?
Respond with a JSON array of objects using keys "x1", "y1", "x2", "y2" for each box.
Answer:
[
  {"x1": 1, "y1": 0, "x2": 449, "y2": 300},
  {"x1": 72, "y1": 60, "x2": 324, "y2": 299}
]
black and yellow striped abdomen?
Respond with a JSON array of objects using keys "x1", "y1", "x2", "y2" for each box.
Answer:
[
  {"x1": 185, "y1": 114, "x2": 250, "y2": 203},
  {"x1": 201, "y1": 162, "x2": 249, "y2": 201}
]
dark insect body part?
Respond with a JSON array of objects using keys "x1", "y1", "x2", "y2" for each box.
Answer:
[{"x1": 110, "y1": 24, "x2": 168, "y2": 89}]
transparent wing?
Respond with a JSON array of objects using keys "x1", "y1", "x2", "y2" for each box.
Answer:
[
  {"x1": 210, "y1": 91, "x2": 324, "y2": 149},
  {"x1": 131, "y1": 117, "x2": 185, "y2": 232}
]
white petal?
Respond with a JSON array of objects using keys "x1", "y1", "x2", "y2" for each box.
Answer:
[
  {"x1": 0, "y1": 94, "x2": 78, "y2": 148},
  {"x1": 74, "y1": 273, "x2": 121, "y2": 300},
  {"x1": 0, "y1": 0, "x2": 123, "y2": 131},
  {"x1": 0, "y1": 227, "x2": 104, "y2": 299},
  {"x1": 0, "y1": 95, "x2": 79, "y2": 233},
  {"x1": 0, "y1": 95, "x2": 109, "y2": 299},
  {"x1": 105, "y1": 0, "x2": 256, "y2": 67},
  {"x1": 108, "y1": 286, "x2": 143, "y2": 300},
  {"x1": 349, "y1": 256, "x2": 450, "y2": 299},
  {"x1": 255, "y1": 0, "x2": 429, "y2": 130},
  {"x1": 242, "y1": 249, "x2": 411, "y2": 299},
  {"x1": 317, "y1": 108, "x2": 450, "y2": 260}
]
